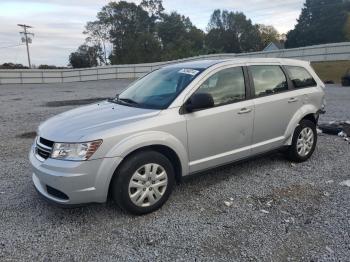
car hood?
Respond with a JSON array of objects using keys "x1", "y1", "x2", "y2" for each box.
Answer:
[{"x1": 38, "y1": 101, "x2": 160, "y2": 142}]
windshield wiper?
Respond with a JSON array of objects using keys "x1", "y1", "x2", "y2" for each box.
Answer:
[
  {"x1": 107, "y1": 95, "x2": 139, "y2": 107},
  {"x1": 107, "y1": 97, "x2": 118, "y2": 104},
  {"x1": 118, "y1": 98, "x2": 139, "y2": 105}
]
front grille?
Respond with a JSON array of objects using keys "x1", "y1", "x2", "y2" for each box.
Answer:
[
  {"x1": 35, "y1": 137, "x2": 54, "y2": 160},
  {"x1": 46, "y1": 185, "x2": 69, "y2": 200},
  {"x1": 37, "y1": 148, "x2": 50, "y2": 159},
  {"x1": 39, "y1": 137, "x2": 54, "y2": 148}
]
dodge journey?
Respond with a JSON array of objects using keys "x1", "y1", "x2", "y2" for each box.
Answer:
[{"x1": 30, "y1": 58, "x2": 326, "y2": 215}]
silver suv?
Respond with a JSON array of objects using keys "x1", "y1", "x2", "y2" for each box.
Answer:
[{"x1": 30, "y1": 58, "x2": 325, "y2": 215}]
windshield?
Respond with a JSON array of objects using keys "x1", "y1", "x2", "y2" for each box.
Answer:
[{"x1": 116, "y1": 67, "x2": 203, "y2": 109}]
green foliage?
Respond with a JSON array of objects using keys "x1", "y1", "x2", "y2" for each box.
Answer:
[
  {"x1": 205, "y1": 10, "x2": 263, "y2": 53},
  {"x1": 0, "y1": 63, "x2": 28, "y2": 69},
  {"x1": 344, "y1": 13, "x2": 350, "y2": 41},
  {"x1": 258, "y1": 24, "x2": 280, "y2": 47},
  {"x1": 74, "y1": 1, "x2": 275, "y2": 66},
  {"x1": 72, "y1": 1, "x2": 278, "y2": 65},
  {"x1": 70, "y1": 0, "x2": 350, "y2": 66},
  {"x1": 69, "y1": 44, "x2": 101, "y2": 68},
  {"x1": 84, "y1": 21, "x2": 110, "y2": 65},
  {"x1": 38, "y1": 65, "x2": 66, "y2": 69},
  {"x1": 286, "y1": 0, "x2": 349, "y2": 48},
  {"x1": 157, "y1": 12, "x2": 205, "y2": 60},
  {"x1": 97, "y1": 1, "x2": 161, "y2": 64},
  {"x1": 140, "y1": 0, "x2": 164, "y2": 20}
]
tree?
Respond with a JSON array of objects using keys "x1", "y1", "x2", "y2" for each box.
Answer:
[
  {"x1": 206, "y1": 9, "x2": 263, "y2": 53},
  {"x1": 38, "y1": 65, "x2": 66, "y2": 69},
  {"x1": 286, "y1": 0, "x2": 348, "y2": 48},
  {"x1": 70, "y1": 0, "x2": 280, "y2": 64},
  {"x1": 343, "y1": 2, "x2": 350, "y2": 41},
  {"x1": 0, "y1": 63, "x2": 28, "y2": 69},
  {"x1": 74, "y1": 0, "x2": 206, "y2": 64},
  {"x1": 84, "y1": 21, "x2": 110, "y2": 65},
  {"x1": 96, "y1": 1, "x2": 161, "y2": 64},
  {"x1": 258, "y1": 24, "x2": 280, "y2": 47},
  {"x1": 345, "y1": 16, "x2": 350, "y2": 41},
  {"x1": 140, "y1": 0, "x2": 164, "y2": 20},
  {"x1": 69, "y1": 44, "x2": 101, "y2": 68},
  {"x1": 157, "y1": 12, "x2": 205, "y2": 60}
]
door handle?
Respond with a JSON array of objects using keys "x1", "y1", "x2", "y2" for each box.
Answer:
[
  {"x1": 288, "y1": 97, "x2": 298, "y2": 103},
  {"x1": 238, "y1": 108, "x2": 252, "y2": 114}
]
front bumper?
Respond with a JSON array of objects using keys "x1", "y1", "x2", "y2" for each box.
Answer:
[{"x1": 29, "y1": 145, "x2": 123, "y2": 205}]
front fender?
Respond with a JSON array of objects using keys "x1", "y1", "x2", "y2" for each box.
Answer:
[
  {"x1": 284, "y1": 104, "x2": 319, "y2": 145},
  {"x1": 105, "y1": 131, "x2": 189, "y2": 177}
]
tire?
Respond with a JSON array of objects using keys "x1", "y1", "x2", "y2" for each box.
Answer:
[
  {"x1": 111, "y1": 150, "x2": 175, "y2": 215},
  {"x1": 287, "y1": 119, "x2": 317, "y2": 162},
  {"x1": 342, "y1": 78, "x2": 350, "y2": 87}
]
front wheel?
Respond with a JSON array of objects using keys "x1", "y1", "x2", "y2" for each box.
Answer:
[
  {"x1": 111, "y1": 150, "x2": 175, "y2": 215},
  {"x1": 287, "y1": 119, "x2": 317, "y2": 162}
]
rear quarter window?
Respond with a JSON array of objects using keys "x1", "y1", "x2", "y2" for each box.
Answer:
[{"x1": 286, "y1": 66, "x2": 317, "y2": 88}]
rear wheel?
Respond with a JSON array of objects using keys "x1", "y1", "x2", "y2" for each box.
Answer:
[
  {"x1": 111, "y1": 150, "x2": 175, "y2": 215},
  {"x1": 287, "y1": 119, "x2": 317, "y2": 162},
  {"x1": 342, "y1": 78, "x2": 350, "y2": 87}
]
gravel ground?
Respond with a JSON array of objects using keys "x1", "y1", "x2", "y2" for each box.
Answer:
[{"x1": 0, "y1": 81, "x2": 349, "y2": 261}]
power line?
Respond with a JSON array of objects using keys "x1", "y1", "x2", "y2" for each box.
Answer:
[{"x1": 0, "y1": 44, "x2": 24, "y2": 49}]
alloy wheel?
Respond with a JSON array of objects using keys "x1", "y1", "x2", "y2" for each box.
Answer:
[{"x1": 296, "y1": 127, "x2": 314, "y2": 157}]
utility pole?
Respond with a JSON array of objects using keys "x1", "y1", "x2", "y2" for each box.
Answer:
[{"x1": 17, "y1": 24, "x2": 34, "y2": 68}]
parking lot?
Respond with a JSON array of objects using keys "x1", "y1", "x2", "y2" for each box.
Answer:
[{"x1": 0, "y1": 80, "x2": 349, "y2": 261}]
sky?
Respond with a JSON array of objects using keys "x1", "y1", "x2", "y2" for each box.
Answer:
[{"x1": 0, "y1": 0, "x2": 305, "y2": 66}]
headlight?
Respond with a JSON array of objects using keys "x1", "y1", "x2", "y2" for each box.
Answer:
[{"x1": 51, "y1": 140, "x2": 102, "y2": 161}]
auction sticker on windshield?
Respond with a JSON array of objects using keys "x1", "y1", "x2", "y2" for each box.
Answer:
[{"x1": 179, "y1": 68, "x2": 200, "y2": 76}]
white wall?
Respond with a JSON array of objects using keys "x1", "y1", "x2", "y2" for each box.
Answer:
[{"x1": 1, "y1": 42, "x2": 350, "y2": 85}]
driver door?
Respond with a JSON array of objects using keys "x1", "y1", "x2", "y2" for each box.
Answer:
[{"x1": 184, "y1": 66, "x2": 254, "y2": 173}]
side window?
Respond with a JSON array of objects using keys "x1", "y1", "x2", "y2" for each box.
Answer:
[
  {"x1": 286, "y1": 66, "x2": 317, "y2": 88},
  {"x1": 250, "y1": 65, "x2": 288, "y2": 97},
  {"x1": 195, "y1": 67, "x2": 246, "y2": 107}
]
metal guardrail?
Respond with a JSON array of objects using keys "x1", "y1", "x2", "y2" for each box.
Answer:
[{"x1": 1, "y1": 42, "x2": 350, "y2": 84}]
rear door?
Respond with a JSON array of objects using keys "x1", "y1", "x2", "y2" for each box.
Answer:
[
  {"x1": 248, "y1": 64, "x2": 302, "y2": 154},
  {"x1": 284, "y1": 65, "x2": 320, "y2": 109}
]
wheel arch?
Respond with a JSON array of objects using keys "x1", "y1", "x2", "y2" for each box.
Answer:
[
  {"x1": 117, "y1": 145, "x2": 183, "y2": 182},
  {"x1": 284, "y1": 105, "x2": 319, "y2": 145},
  {"x1": 106, "y1": 130, "x2": 188, "y2": 180},
  {"x1": 301, "y1": 113, "x2": 318, "y2": 125},
  {"x1": 106, "y1": 144, "x2": 185, "y2": 202}
]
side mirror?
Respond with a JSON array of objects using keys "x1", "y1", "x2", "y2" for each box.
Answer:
[{"x1": 185, "y1": 93, "x2": 214, "y2": 112}]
